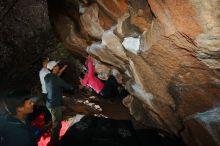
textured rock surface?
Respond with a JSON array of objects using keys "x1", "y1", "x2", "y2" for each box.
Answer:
[
  {"x1": 47, "y1": 0, "x2": 220, "y2": 145},
  {"x1": 128, "y1": 0, "x2": 152, "y2": 32},
  {"x1": 192, "y1": 0, "x2": 220, "y2": 70},
  {"x1": 0, "y1": 0, "x2": 53, "y2": 89},
  {"x1": 2, "y1": 0, "x2": 220, "y2": 145},
  {"x1": 80, "y1": 4, "x2": 104, "y2": 39},
  {"x1": 96, "y1": 0, "x2": 128, "y2": 20}
]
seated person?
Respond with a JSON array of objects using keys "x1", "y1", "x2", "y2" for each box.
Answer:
[
  {"x1": 80, "y1": 55, "x2": 128, "y2": 98},
  {"x1": 0, "y1": 89, "x2": 37, "y2": 146}
]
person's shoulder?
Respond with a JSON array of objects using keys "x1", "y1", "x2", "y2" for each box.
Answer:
[
  {"x1": 0, "y1": 115, "x2": 35, "y2": 145},
  {"x1": 44, "y1": 72, "x2": 52, "y2": 79},
  {"x1": 39, "y1": 68, "x2": 49, "y2": 76},
  {"x1": 0, "y1": 115, "x2": 23, "y2": 131},
  {"x1": 4, "y1": 115, "x2": 21, "y2": 124},
  {"x1": 40, "y1": 68, "x2": 50, "y2": 73}
]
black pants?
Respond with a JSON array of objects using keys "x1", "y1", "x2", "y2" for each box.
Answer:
[
  {"x1": 41, "y1": 93, "x2": 52, "y2": 124},
  {"x1": 100, "y1": 76, "x2": 119, "y2": 98}
]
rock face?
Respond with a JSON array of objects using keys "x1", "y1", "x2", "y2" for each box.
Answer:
[
  {"x1": 0, "y1": 0, "x2": 53, "y2": 89},
  {"x1": 80, "y1": 4, "x2": 104, "y2": 39},
  {"x1": 47, "y1": 0, "x2": 220, "y2": 146}
]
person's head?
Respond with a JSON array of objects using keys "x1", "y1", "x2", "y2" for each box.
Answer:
[
  {"x1": 4, "y1": 89, "x2": 34, "y2": 116},
  {"x1": 41, "y1": 57, "x2": 49, "y2": 67},
  {"x1": 47, "y1": 60, "x2": 60, "y2": 75}
]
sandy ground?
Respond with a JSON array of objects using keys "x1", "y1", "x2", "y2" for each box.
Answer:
[
  {"x1": 62, "y1": 89, "x2": 132, "y2": 120},
  {"x1": 60, "y1": 89, "x2": 148, "y2": 130}
]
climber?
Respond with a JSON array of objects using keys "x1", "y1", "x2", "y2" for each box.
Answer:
[
  {"x1": 0, "y1": 89, "x2": 37, "y2": 146},
  {"x1": 45, "y1": 60, "x2": 75, "y2": 146},
  {"x1": 80, "y1": 55, "x2": 128, "y2": 98}
]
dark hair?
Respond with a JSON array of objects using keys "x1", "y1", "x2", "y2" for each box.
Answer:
[
  {"x1": 41, "y1": 57, "x2": 49, "y2": 63},
  {"x1": 4, "y1": 89, "x2": 31, "y2": 115}
]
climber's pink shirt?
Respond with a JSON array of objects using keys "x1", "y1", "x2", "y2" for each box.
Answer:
[{"x1": 81, "y1": 56, "x2": 104, "y2": 94}]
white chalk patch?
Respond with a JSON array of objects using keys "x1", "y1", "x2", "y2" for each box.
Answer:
[
  {"x1": 122, "y1": 37, "x2": 140, "y2": 55},
  {"x1": 89, "y1": 96, "x2": 96, "y2": 99},
  {"x1": 93, "y1": 104, "x2": 102, "y2": 111},
  {"x1": 88, "y1": 103, "x2": 95, "y2": 106},
  {"x1": 84, "y1": 100, "x2": 89, "y2": 104},
  {"x1": 82, "y1": 99, "x2": 103, "y2": 112},
  {"x1": 94, "y1": 114, "x2": 108, "y2": 118},
  {"x1": 76, "y1": 100, "x2": 84, "y2": 103},
  {"x1": 94, "y1": 105, "x2": 100, "y2": 109}
]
